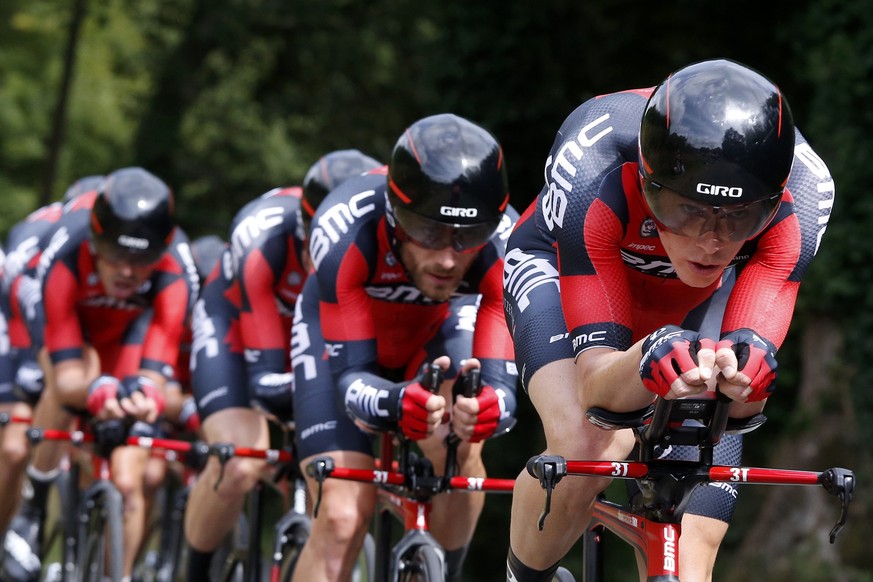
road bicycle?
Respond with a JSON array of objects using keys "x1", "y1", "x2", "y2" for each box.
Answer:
[
  {"x1": 526, "y1": 391, "x2": 855, "y2": 581},
  {"x1": 307, "y1": 365, "x2": 516, "y2": 581}
]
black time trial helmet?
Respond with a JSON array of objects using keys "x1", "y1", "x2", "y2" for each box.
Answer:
[
  {"x1": 190, "y1": 235, "x2": 226, "y2": 281},
  {"x1": 387, "y1": 113, "x2": 509, "y2": 252},
  {"x1": 90, "y1": 167, "x2": 175, "y2": 265},
  {"x1": 62, "y1": 175, "x2": 105, "y2": 204},
  {"x1": 301, "y1": 149, "x2": 382, "y2": 225},
  {"x1": 638, "y1": 59, "x2": 795, "y2": 241}
]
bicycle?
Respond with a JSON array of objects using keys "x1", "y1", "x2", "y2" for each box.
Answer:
[
  {"x1": 307, "y1": 365, "x2": 516, "y2": 581},
  {"x1": 526, "y1": 391, "x2": 855, "y2": 581}
]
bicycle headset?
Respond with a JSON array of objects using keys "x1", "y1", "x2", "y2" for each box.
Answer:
[
  {"x1": 387, "y1": 113, "x2": 510, "y2": 253},
  {"x1": 90, "y1": 166, "x2": 175, "y2": 265},
  {"x1": 638, "y1": 58, "x2": 796, "y2": 242}
]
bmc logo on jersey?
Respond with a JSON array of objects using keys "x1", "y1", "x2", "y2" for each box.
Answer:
[
  {"x1": 440, "y1": 206, "x2": 478, "y2": 218},
  {"x1": 696, "y1": 183, "x2": 742, "y2": 197}
]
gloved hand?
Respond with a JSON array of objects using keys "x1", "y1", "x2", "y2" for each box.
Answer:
[
  {"x1": 639, "y1": 325, "x2": 715, "y2": 398},
  {"x1": 249, "y1": 372, "x2": 294, "y2": 418},
  {"x1": 457, "y1": 384, "x2": 502, "y2": 443},
  {"x1": 86, "y1": 375, "x2": 124, "y2": 417},
  {"x1": 121, "y1": 375, "x2": 167, "y2": 418},
  {"x1": 398, "y1": 382, "x2": 444, "y2": 440},
  {"x1": 13, "y1": 360, "x2": 45, "y2": 406},
  {"x1": 178, "y1": 396, "x2": 201, "y2": 432},
  {"x1": 715, "y1": 328, "x2": 778, "y2": 402}
]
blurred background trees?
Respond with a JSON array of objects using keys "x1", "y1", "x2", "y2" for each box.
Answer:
[{"x1": 2, "y1": 0, "x2": 871, "y2": 579}]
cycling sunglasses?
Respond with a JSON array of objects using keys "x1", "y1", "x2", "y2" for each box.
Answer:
[
  {"x1": 642, "y1": 179, "x2": 782, "y2": 242},
  {"x1": 393, "y1": 206, "x2": 499, "y2": 253}
]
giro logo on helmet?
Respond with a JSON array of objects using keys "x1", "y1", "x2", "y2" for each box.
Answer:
[
  {"x1": 696, "y1": 183, "x2": 743, "y2": 197},
  {"x1": 118, "y1": 234, "x2": 150, "y2": 250},
  {"x1": 440, "y1": 206, "x2": 479, "y2": 218}
]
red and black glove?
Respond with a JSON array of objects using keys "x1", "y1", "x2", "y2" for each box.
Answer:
[
  {"x1": 716, "y1": 328, "x2": 778, "y2": 401},
  {"x1": 467, "y1": 385, "x2": 502, "y2": 443},
  {"x1": 398, "y1": 382, "x2": 435, "y2": 440},
  {"x1": 121, "y1": 375, "x2": 167, "y2": 416},
  {"x1": 86, "y1": 375, "x2": 123, "y2": 417},
  {"x1": 639, "y1": 325, "x2": 715, "y2": 397}
]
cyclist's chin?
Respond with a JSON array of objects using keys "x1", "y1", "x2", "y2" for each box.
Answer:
[{"x1": 674, "y1": 263, "x2": 724, "y2": 288}]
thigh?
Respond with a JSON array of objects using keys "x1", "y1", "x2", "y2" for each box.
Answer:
[
  {"x1": 293, "y1": 278, "x2": 372, "y2": 460},
  {"x1": 502, "y1": 245, "x2": 573, "y2": 392},
  {"x1": 191, "y1": 302, "x2": 249, "y2": 421}
]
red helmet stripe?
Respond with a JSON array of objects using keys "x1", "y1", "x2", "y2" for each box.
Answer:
[
  {"x1": 405, "y1": 129, "x2": 423, "y2": 164},
  {"x1": 388, "y1": 177, "x2": 412, "y2": 204}
]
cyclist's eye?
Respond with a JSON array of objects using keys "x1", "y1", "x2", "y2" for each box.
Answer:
[{"x1": 679, "y1": 204, "x2": 709, "y2": 219}]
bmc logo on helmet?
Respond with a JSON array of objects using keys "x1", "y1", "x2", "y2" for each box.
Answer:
[
  {"x1": 118, "y1": 235, "x2": 150, "y2": 249},
  {"x1": 696, "y1": 183, "x2": 743, "y2": 197},
  {"x1": 440, "y1": 206, "x2": 478, "y2": 218}
]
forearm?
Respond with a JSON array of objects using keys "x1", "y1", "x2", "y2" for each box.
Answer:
[{"x1": 576, "y1": 341, "x2": 653, "y2": 413}]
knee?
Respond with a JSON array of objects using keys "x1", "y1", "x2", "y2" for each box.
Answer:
[
  {"x1": 310, "y1": 491, "x2": 373, "y2": 545},
  {"x1": 0, "y1": 434, "x2": 30, "y2": 470},
  {"x1": 211, "y1": 458, "x2": 263, "y2": 499},
  {"x1": 113, "y1": 469, "x2": 145, "y2": 501}
]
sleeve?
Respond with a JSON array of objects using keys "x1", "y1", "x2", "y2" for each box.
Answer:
[
  {"x1": 140, "y1": 249, "x2": 198, "y2": 377},
  {"x1": 42, "y1": 236, "x2": 86, "y2": 364},
  {"x1": 721, "y1": 131, "x2": 836, "y2": 348}
]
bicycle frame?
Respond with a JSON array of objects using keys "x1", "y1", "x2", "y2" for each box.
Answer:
[{"x1": 527, "y1": 394, "x2": 855, "y2": 582}]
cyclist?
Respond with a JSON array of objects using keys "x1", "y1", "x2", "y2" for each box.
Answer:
[
  {"x1": 183, "y1": 149, "x2": 381, "y2": 580},
  {"x1": 292, "y1": 113, "x2": 519, "y2": 581},
  {"x1": 14, "y1": 167, "x2": 197, "y2": 579},
  {"x1": 0, "y1": 175, "x2": 104, "y2": 581},
  {"x1": 502, "y1": 59, "x2": 835, "y2": 581}
]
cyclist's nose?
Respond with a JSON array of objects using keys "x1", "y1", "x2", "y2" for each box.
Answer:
[{"x1": 696, "y1": 235, "x2": 726, "y2": 254}]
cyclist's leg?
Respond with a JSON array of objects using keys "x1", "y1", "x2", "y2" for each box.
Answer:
[
  {"x1": 292, "y1": 277, "x2": 376, "y2": 581},
  {"x1": 109, "y1": 444, "x2": 151, "y2": 576},
  {"x1": 502, "y1": 245, "x2": 634, "y2": 580},
  {"x1": 296, "y1": 450, "x2": 376, "y2": 580},
  {"x1": 0, "y1": 401, "x2": 32, "y2": 532},
  {"x1": 183, "y1": 407, "x2": 269, "y2": 552}
]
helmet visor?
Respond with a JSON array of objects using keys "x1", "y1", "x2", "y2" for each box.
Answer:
[
  {"x1": 642, "y1": 179, "x2": 782, "y2": 242},
  {"x1": 93, "y1": 237, "x2": 165, "y2": 266},
  {"x1": 393, "y1": 206, "x2": 499, "y2": 252}
]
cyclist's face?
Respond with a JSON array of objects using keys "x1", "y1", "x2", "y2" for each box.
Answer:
[
  {"x1": 399, "y1": 242, "x2": 478, "y2": 302},
  {"x1": 95, "y1": 254, "x2": 156, "y2": 299},
  {"x1": 658, "y1": 228, "x2": 745, "y2": 288}
]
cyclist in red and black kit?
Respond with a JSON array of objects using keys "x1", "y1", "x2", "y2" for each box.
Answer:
[
  {"x1": 0, "y1": 175, "x2": 105, "y2": 581},
  {"x1": 17, "y1": 167, "x2": 197, "y2": 579},
  {"x1": 183, "y1": 149, "x2": 381, "y2": 580},
  {"x1": 502, "y1": 59, "x2": 836, "y2": 582},
  {"x1": 292, "y1": 114, "x2": 519, "y2": 581}
]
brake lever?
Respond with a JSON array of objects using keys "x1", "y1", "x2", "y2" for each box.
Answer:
[
  {"x1": 526, "y1": 455, "x2": 567, "y2": 530},
  {"x1": 821, "y1": 467, "x2": 855, "y2": 543},
  {"x1": 210, "y1": 443, "x2": 236, "y2": 492},
  {"x1": 305, "y1": 456, "x2": 336, "y2": 519}
]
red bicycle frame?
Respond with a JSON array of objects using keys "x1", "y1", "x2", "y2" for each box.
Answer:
[{"x1": 527, "y1": 394, "x2": 855, "y2": 582}]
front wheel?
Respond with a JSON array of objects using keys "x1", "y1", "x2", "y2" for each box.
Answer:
[{"x1": 397, "y1": 543, "x2": 443, "y2": 582}]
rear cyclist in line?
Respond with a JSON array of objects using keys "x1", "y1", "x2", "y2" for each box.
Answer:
[
  {"x1": 183, "y1": 150, "x2": 382, "y2": 580},
  {"x1": 292, "y1": 114, "x2": 519, "y2": 581},
  {"x1": 20, "y1": 167, "x2": 198, "y2": 580},
  {"x1": 502, "y1": 59, "x2": 835, "y2": 582},
  {"x1": 0, "y1": 176, "x2": 104, "y2": 581}
]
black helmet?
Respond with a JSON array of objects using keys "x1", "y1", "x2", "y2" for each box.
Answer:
[
  {"x1": 302, "y1": 149, "x2": 382, "y2": 222},
  {"x1": 62, "y1": 175, "x2": 104, "y2": 204},
  {"x1": 190, "y1": 235, "x2": 226, "y2": 281},
  {"x1": 387, "y1": 113, "x2": 509, "y2": 252},
  {"x1": 639, "y1": 59, "x2": 795, "y2": 241},
  {"x1": 90, "y1": 167, "x2": 175, "y2": 265}
]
